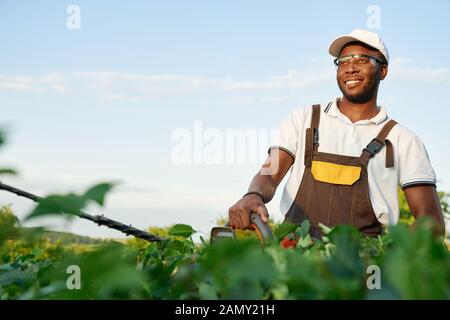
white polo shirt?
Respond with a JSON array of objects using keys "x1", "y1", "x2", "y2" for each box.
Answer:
[{"x1": 271, "y1": 97, "x2": 437, "y2": 226}]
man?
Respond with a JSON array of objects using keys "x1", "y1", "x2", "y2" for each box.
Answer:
[{"x1": 228, "y1": 29, "x2": 445, "y2": 237}]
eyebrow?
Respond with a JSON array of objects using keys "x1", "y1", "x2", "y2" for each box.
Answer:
[
  {"x1": 339, "y1": 47, "x2": 386, "y2": 63},
  {"x1": 337, "y1": 53, "x2": 386, "y2": 64}
]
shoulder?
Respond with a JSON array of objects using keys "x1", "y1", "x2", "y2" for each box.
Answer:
[
  {"x1": 387, "y1": 121, "x2": 432, "y2": 164},
  {"x1": 388, "y1": 121, "x2": 424, "y2": 144},
  {"x1": 287, "y1": 99, "x2": 334, "y2": 125},
  {"x1": 388, "y1": 122, "x2": 436, "y2": 186}
]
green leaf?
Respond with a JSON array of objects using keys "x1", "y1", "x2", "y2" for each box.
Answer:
[
  {"x1": 0, "y1": 168, "x2": 18, "y2": 176},
  {"x1": 296, "y1": 220, "x2": 310, "y2": 238},
  {"x1": 0, "y1": 268, "x2": 33, "y2": 286},
  {"x1": 318, "y1": 222, "x2": 332, "y2": 235},
  {"x1": 296, "y1": 234, "x2": 313, "y2": 248},
  {"x1": 270, "y1": 283, "x2": 289, "y2": 300},
  {"x1": 25, "y1": 182, "x2": 116, "y2": 221},
  {"x1": 198, "y1": 282, "x2": 218, "y2": 299},
  {"x1": 167, "y1": 239, "x2": 195, "y2": 254},
  {"x1": 274, "y1": 222, "x2": 298, "y2": 241},
  {"x1": 0, "y1": 130, "x2": 6, "y2": 146},
  {"x1": 168, "y1": 224, "x2": 196, "y2": 238},
  {"x1": 25, "y1": 193, "x2": 86, "y2": 221},
  {"x1": 83, "y1": 182, "x2": 116, "y2": 206},
  {"x1": 199, "y1": 235, "x2": 208, "y2": 246}
]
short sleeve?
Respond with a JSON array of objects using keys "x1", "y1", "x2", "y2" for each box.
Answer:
[
  {"x1": 269, "y1": 110, "x2": 300, "y2": 158},
  {"x1": 398, "y1": 135, "x2": 436, "y2": 189}
]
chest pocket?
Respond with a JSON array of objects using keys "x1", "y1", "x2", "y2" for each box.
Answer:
[{"x1": 311, "y1": 160, "x2": 361, "y2": 186}]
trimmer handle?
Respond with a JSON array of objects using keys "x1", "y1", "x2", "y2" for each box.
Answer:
[
  {"x1": 250, "y1": 212, "x2": 273, "y2": 243},
  {"x1": 214, "y1": 213, "x2": 273, "y2": 244}
]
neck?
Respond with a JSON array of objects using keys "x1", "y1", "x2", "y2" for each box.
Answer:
[{"x1": 338, "y1": 96, "x2": 380, "y2": 123}]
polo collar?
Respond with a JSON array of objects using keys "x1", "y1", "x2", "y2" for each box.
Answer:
[{"x1": 324, "y1": 97, "x2": 388, "y2": 125}]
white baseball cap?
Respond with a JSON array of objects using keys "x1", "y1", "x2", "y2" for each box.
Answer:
[{"x1": 329, "y1": 29, "x2": 389, "y2": 64}]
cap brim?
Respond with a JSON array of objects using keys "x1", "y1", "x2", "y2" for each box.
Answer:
[{"x1": 329, "y1": 35, "x2": 364, "y2": 57}]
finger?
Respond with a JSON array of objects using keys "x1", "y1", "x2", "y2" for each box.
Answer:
[
  {"x1": 253, "y1": 205, "x2": 269, "y2": 223},
  {"x1": 228, "y1": 207, "x2": 237, "y2": 229},
  {"x1": 236, "y1": 207, "x2": 247, "y2": 229},
  {"x1": 239, "y1": 207, "x2": 251, "y2": 229}
]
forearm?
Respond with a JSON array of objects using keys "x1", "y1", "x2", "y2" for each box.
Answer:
[
  {"x1": 243, "y1": 148, "x2": 294, "y2": 205},
  {"x1": 411, "y1": 207, "x2": 446, "y2": 237},
  {"x1": 405, "y1": 186, "x2": 446, "y2": 238},
  {"x1": 247, "y1": 173, "x2": 278, "y2": 203}
]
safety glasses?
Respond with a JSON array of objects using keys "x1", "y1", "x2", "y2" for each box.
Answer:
[{"x1": 334, "y1": 54, "x2": 386, "y2": 69}]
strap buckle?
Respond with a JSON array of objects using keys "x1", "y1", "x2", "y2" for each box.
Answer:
[
  {"x1": 313, "y1": 128, "x2": 319, "y2": 144},
  {"x1": 364, "y1": 138, "x2": 384, "y2": 157}
]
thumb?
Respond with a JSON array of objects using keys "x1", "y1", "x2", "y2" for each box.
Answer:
[{"x1": 253, "y1": 204, "x2": 269, "y2": 223}]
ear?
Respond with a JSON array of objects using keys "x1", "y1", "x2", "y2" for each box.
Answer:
[{"x1": 379, "y1": 64, "x2": 388, "y2": 80}]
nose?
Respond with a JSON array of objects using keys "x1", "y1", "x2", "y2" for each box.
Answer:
[{"x1": 345, "y1": 62, "x2": 360, "y2": 74}]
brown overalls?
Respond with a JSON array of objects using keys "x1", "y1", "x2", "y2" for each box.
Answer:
[{"x1": 283, "y1": 104, "x2": 397, "y2": 238}]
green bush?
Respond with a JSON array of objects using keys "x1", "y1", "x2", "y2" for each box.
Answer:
[
  {"x1": 1, "y1": 128, "x2": 449, "y2": 300},
  {"x1": 1, "y1": 213, "x2": 448, "y2": 300}
]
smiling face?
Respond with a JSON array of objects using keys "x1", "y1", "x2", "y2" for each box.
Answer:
[{"x1": 336, "y1": 42, "x2": 388, "y2": 104}]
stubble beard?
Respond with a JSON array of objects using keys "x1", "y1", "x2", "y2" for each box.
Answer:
[{"x1": 338, "y1": 77, "x2": 380, "y2": 104}]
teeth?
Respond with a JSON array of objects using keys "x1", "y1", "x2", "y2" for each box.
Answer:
[{"x1": 345, "y1": 80, "x2": 362, "y2": 84}]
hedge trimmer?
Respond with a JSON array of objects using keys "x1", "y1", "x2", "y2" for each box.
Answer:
[
  {"x1": 0, "y1": 180, "x2": 163, "y2": 242},
  {"x1": 0, "y1": 181, "x2": 274, "y2": 244},
  {"x1": 210, "y1": 213, "x2": 273, "y2": 244}
]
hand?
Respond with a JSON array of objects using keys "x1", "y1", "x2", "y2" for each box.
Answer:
[{"x1": 228, "y1": 194, "x2": 269, "y2": 229}]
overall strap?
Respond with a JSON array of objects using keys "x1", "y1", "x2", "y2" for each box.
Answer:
[
  {"x1": 310, "y1": 104, "x2": 321, "y2": 129},
  {"x1": 360, "y1": 119, "x2": 398, "y2": 167},
  {"x1": 304, "y1": 104, "x2": 321, "y2": 167}
]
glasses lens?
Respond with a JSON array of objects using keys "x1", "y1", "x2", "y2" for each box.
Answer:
[
  {"x1": 335, "y1": 56, "x2": 351, "y2": 67},
  {"x1": 355, "y1": 56, "x2": 371, "y2": 64},
  {"x1": 335, "y1": 55, "x2": 375, "y2": 68}
]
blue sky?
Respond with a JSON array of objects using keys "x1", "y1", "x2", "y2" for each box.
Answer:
[{"x1": 1, "y1": 1, "x2": 449, "y2": 238}]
